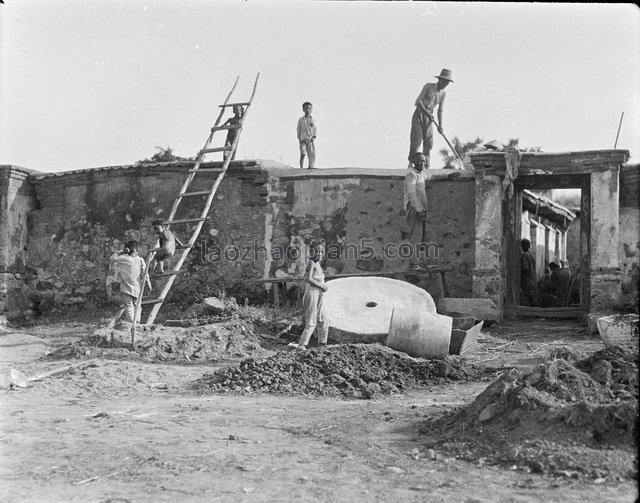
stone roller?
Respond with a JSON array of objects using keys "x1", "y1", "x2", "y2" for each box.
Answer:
[
  {"x1": 387, "y1": 307, "x2": 452, "y2": 360},
  {"x1": 323, "y1": 277, "x2": 451, "y2": 358}
]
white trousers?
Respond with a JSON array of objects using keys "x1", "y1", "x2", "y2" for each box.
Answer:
[{"x1": 298, "y1": 286, "x2": 328, "y2": 346}]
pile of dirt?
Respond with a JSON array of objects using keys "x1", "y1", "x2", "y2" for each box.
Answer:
[
  {"x1": 46, "y1": 321, "x2": 271, "y2": 362},
  {"x1": 192, "y1": 343, "x2": 480, "y2": 399},
  {"x1": 425, "y1": 345, "x2": 638, "y2": 480}
]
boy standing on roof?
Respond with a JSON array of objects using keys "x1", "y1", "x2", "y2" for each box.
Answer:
[
  {"x1": 297, "y1": 102, "x2": 317, "y2": 169},
  {"x1": 409, "y1": 68, "x2": 453, "y2": 168}
]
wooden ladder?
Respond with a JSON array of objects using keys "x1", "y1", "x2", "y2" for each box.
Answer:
[{"x1": 132, "y1": 74, "x2": 260, "y2": 330}]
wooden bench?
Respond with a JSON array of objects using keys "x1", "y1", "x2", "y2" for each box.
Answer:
[{"x1": 504, "y1": 305, "x2": 586, "y2": 319}]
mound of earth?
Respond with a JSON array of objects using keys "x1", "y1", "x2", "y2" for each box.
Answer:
[
  {"x1": 424, "y1": 345, "x2": 638, "y2": 480},
  {"x1": 192, "y1": 343, "x2": 480, "y2": 399},
  {"x1": 46, "y1": 321, "x2": 271, "y2": 362}
]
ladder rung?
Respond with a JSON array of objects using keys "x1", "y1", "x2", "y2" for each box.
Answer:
[
  {"x1": 149, "y1": 271, "x2": 182, "y2": 279},
  {"x1": 188, "y1": 168, "x2": 224, "y2": 174},
  {"x1": 201, "y1": 146, "x2": 233, "y2": 155},
  {"x1": 148, "y1": 244, "x2": 190, "y2": 253},
  {"x1": 141, "y1": 298, "x2": 164, "y2": 305},
  {"x1": 212, "y1": 124, "x2": 241, "y2": 131},
  {"x1": 163, "y1": 218, "x2": 205, "y2": 225},
  {"x1": 177, "y1": 190, "x2": 212, "y2": 198},
  {"x1": 219, "y1": 102, "x2": 250, "y2": 108}
]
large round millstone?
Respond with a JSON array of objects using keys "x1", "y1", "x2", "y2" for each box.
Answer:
[{"x1": 323, "y1": 277, "x2": 436, "y2": 343}]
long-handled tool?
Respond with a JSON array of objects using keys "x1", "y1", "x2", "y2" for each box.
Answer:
[
  {"x1": 614, "y1": 112, "x2": 624, "y2": 149},
  {"x1": 430, "y1": 116, "x2": 464, "y2": 169}
]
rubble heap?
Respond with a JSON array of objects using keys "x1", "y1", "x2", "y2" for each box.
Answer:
[
  {"x1": 48, "y1": 321, "x2": 270, "y2": 362},
  {"x1": 192, "y1": 343, "x2": 480, "y2": 399},
  {"x1": 425, "y1": 345, "x2": 638, "y2": 480}
]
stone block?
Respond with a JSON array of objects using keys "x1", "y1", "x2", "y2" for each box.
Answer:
[
  {"x1": 451, "y1": 316, "x2": 476, "y2": 330},
  {"x1": 437, "y1": 298, "x2": 499, "y2": 322},
  {"x1": 202, "y1": 296, "x2": 238, "y2": 315}
]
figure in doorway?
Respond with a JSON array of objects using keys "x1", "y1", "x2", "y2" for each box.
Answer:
[
  {"x1": 520, "y1": 238, "x2": 538, "y2": 306},
  {"x1": 549, "y1": 261, "x2": 572, "y2": 307}
]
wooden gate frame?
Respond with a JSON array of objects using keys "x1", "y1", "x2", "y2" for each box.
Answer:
[{"x1": 469, "y1": 149, "x2": 629, "y2": 321}]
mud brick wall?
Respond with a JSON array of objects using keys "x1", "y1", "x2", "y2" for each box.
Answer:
[
  {"x1": 0, "y1": 166, "x2": 41, "y2": 317},
  {"x1": 10, "y1": 163, "x2": 474, "y2": 318},
  {"x1": 619, "y1": 164, "x2": 640, "y2": 308},
  {"x1": 23, "y1": 162, "x2": 270, "y2": 318},
  {"x1": 265, "y1": 169, "x2": 476, "y2": 303}
]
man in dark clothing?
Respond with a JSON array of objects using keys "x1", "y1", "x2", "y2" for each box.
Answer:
[
  {"x1": 549, "y1": 261, "x2": 572, "y2": 307},
  {"x1": 520, "y1": 239, "x2": 538, "y2": 306}
]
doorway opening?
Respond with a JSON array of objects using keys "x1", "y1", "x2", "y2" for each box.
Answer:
[{"x1": 506, "y1": 174, "x2": 590, "y2": 317}]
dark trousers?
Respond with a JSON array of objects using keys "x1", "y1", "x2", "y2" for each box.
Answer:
[{"x1": 409, "y1": 109, "x2": 434, "y2": 165}]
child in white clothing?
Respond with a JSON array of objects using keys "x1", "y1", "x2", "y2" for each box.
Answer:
[{"x1": 292, "y1": 242, "x2": 328, "y2": 349}]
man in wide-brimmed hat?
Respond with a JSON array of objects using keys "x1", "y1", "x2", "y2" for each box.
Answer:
[{"x1": 408, "y1": 68, "x2": 453, "y2": 168}]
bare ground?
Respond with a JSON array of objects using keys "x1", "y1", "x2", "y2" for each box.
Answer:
[{"x1": 0, "y1": 312, "x2": 638, "y2": 503}]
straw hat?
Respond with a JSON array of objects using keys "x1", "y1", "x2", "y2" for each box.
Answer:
[{"x1": 434, "y1": 69, "x2": 454, "y2": 82}]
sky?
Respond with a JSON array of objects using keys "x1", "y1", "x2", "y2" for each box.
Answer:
[{"x1": 1, "y1": 1, "x2": 639, "y2": 173}]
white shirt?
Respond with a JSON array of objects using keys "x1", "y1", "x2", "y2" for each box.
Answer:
[
  {"x1": 404, "y1": 168, "x2": 429, "y2": 213},
  {"x1": 109, "y1": 253, "x2": 146, "y2": 298},
  {"x1": 415, "y1": 82, "x2": 446, "y2": 115},
  {"x1": 297, "y1": 115, "x2": 317, "y2": 142}
]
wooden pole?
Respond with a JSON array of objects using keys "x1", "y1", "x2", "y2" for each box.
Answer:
[
  {"x1": 614, "y1": 112, "x2": 624, "y2": 149},
  {"x1": 431, "y1": 117, "x2": 464, "y2": 169}
]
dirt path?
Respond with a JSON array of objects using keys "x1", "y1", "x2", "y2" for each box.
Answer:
[{"x1": 0, "y1": 319, "x2": 637, "y2": 503}]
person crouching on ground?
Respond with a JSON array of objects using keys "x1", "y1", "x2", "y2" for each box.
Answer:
[
  {"x1": 291, "y1": 242, "x2": 329, "y2": 350},
  {"x1": 150, "y1": 220, "x2": 182, "y2": 274},
  {"x1": 109, "y1": 240, "x2": 151, "y2": 323}
]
